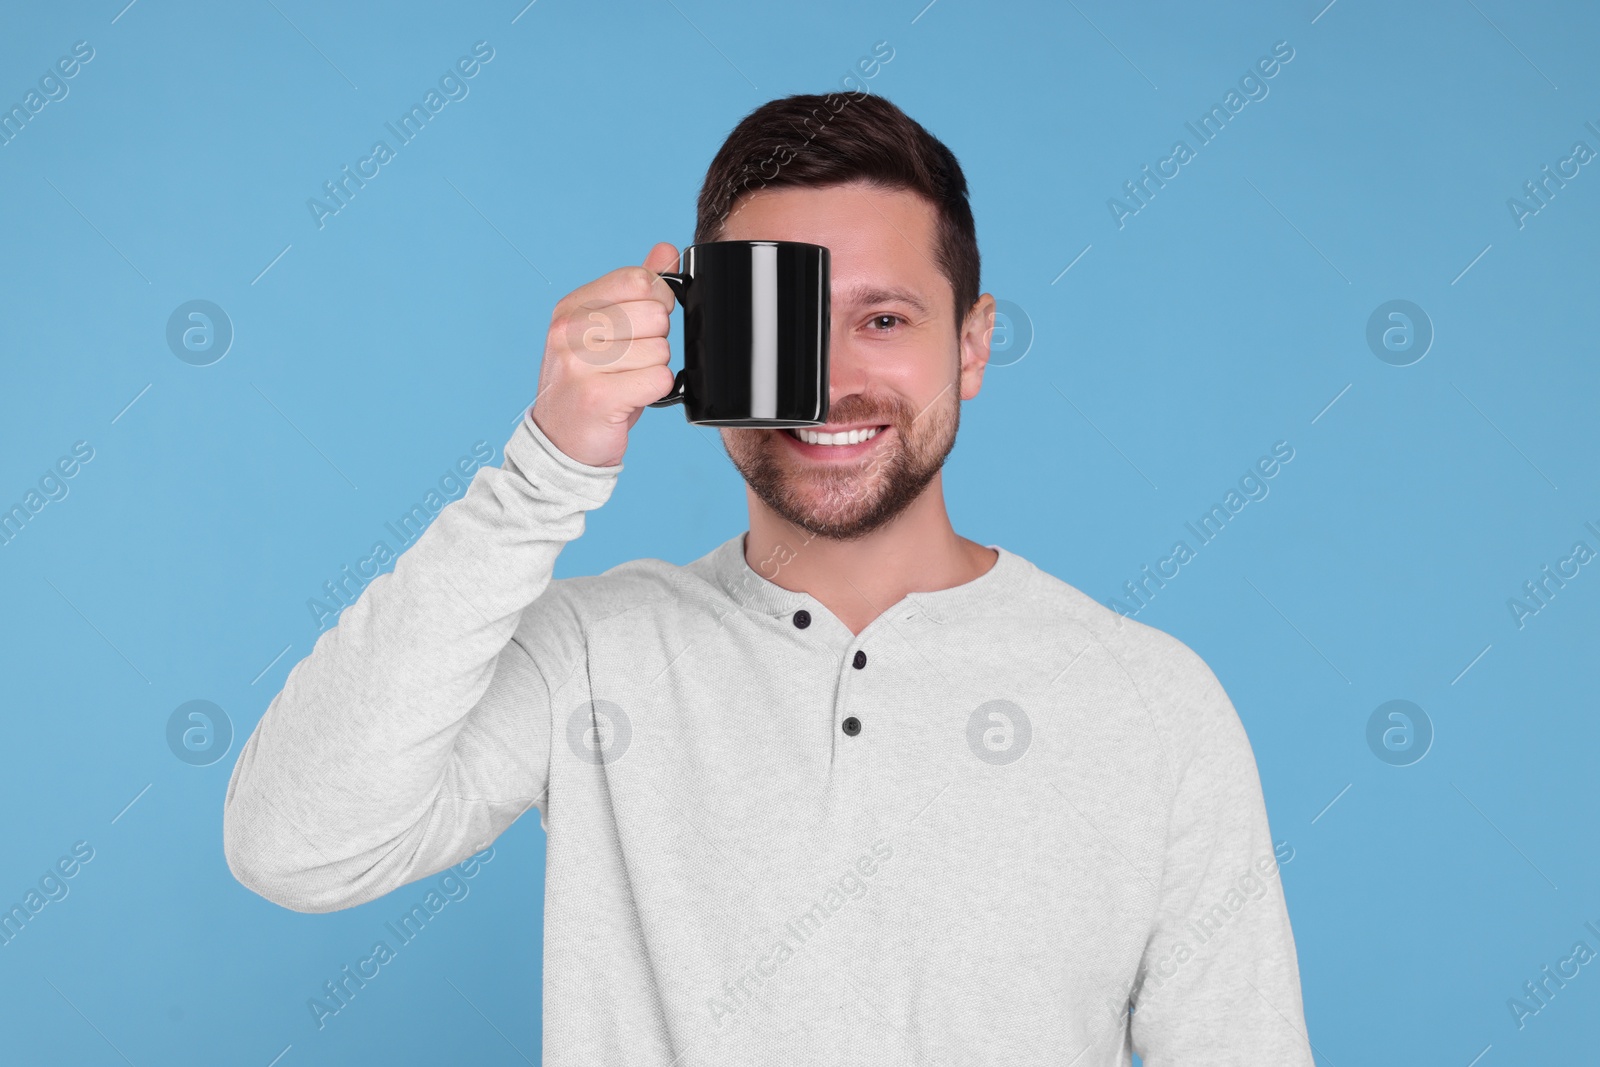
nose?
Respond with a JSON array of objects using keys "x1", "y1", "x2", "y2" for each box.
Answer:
[{"x1": 825, "y1": 322, "x2": 872, "y2": 415}]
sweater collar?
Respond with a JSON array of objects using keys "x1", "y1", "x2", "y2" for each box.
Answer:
[{"x1": 699, "y1": 531, "x2": 1031, "y2": 625}]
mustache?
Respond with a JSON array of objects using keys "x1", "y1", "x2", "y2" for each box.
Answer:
[{"x1": 768, "y1": 409, "x2": 901, "y2": 430}]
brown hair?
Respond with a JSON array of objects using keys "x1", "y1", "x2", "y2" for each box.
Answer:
[{"x1": 694, "y1": 91, "x2": 980, "y2": 334}]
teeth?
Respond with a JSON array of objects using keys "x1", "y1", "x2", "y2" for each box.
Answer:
[{"x1": 789, "y1": 425, "x2": 884, "y2": 446}]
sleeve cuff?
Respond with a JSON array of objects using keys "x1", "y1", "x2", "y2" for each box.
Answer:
[{"x1": 502, "y1": 408, "x2": 623, "y2": 510}]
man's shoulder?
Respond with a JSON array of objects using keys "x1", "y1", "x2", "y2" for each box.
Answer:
[
  {"x1": 1015, "y1": 556, "x2": 1192, "y2": 658},
  {"x1": 506, "y1": 549, "x2": 721, "y2": 691},
  {"x1": 515, "y1": 547, "x2": 724, "y2": 634},
  {"x1": 1019, "y1": 557, "x2": 1242, "y2": 793},
  {"x1": 1018, "y1": 555, "x2": 1229, "y2": 727}
]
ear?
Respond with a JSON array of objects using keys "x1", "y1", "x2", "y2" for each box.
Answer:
[{"x1": 957, "y1": 293, "x2": 997, "y2": 401}]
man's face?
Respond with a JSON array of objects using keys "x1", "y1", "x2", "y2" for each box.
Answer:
[{"x1": 716, "y1": 180, "x2": 991, "y2": 542}]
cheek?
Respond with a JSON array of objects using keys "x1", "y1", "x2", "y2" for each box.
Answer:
[
  {"x1": 903, "y1": 344, "x2": 961, "y2": 406},
  {"x1": 827, "y1": 333, "x2": 954, "y2": 416}
]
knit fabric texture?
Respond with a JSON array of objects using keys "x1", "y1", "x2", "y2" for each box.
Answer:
[{"x1": 223, "y1": 411, "x2": 1315, "y2": 1066}]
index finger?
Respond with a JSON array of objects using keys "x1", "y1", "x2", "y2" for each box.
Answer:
[{"x1": 557, "y1": 263, "x2": 678, "y2": 319}]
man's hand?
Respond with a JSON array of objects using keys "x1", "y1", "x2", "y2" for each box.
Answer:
[{"x1": 530, "y1": 242, "x2": 682, "y2": 468}]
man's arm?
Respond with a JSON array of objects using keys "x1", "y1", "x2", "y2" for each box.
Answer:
[
  {"x1": 221, "y1": 412, "x2": 620, "y2": 913},
  {"x1": 1127, "y1": 639, "x2": 1316, "y2": 1065},
  {"x1": 223, "y1": 243, "x2": 683, "y2": 913}
]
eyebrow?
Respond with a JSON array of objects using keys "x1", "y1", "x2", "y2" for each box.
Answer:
[{"x1": 838, "y1": 283, "x2": 931, "y2": 317}]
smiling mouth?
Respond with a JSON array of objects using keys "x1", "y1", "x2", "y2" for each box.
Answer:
[{"x1": 784, "y1": 424, "x2": 889, "y2": 447}]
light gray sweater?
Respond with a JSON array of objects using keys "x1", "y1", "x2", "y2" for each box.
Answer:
[{"x1": 223, "y1": 411, "x2": 1316, "y2": 1065}]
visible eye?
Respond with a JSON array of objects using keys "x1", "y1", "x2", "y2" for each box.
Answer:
[{"x1": 867, "y1": 314, "x2": 904, "y2": 332}]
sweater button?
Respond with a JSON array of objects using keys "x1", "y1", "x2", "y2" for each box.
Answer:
[
  {"x1": 852, "y1": 650, "x2": 867, "y2": 669},
  {"x1": 793, "y1": 609, "x2": 811, "y2": 629},
  {"x1": 842, "y1": 716, "x2": 861, "y2": 736}
]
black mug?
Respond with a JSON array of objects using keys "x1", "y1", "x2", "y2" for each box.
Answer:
[{"x1": 647, "y1": 240, "x2": 830, "y2": 426}]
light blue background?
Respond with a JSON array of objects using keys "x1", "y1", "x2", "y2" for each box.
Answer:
[{"x1": 2, "y1": 0, "x2": 1597, "y2": 1063}]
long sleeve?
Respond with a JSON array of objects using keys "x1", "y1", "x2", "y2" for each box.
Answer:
[
  {"x1": 1128, "y1": 640, "x2": 1316, "y2": 1064},
  {"x1": 222, "y1": 411, "x2": 620, "y2": 913}
]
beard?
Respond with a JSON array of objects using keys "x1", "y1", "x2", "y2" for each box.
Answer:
[{"x1": 719, "y1": 381, "x2": 961, "y2": 543}]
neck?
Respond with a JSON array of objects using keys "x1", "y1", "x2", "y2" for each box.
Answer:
[{"x1": 743, "y1": 472, "x2": 998, "y2": 635}]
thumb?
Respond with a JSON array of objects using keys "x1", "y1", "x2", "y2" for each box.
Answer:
[{"x1": 644, "y1": 241, "x2": 681, "y2": 276}]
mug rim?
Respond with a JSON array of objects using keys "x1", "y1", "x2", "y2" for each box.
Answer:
[{"x1": 682, "y1": 239, "x2": 829, "y2": 253}]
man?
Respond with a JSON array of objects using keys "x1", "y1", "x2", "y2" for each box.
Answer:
[{"x1": 224, "y1": 91, "x2": 1315, "y2": 1065}]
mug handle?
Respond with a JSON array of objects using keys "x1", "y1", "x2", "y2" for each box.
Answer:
[{"x1": 647, "y1": 271, "x2": 689, "y2": 408}]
